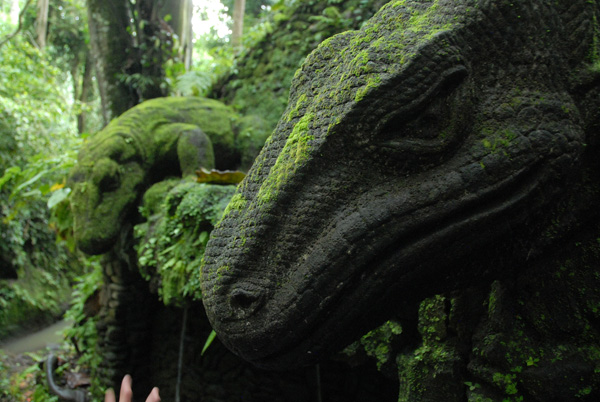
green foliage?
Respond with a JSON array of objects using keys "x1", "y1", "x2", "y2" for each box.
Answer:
[
  {"x1": 0, "y1": 38, "x2": 78, "y2": 169},
  {"x1": 0, "y1": 346, "x2": 98, "y2": 402},
  {"x1": 0, "y1": 268, "x2": 66, "y2": 338},
  {"x1": 0, "y1": 25, "x2": 87, "y2": 341},
  {"x1": 221, "y1": 0, "x2": 275, "y2": 18},
  {"x1": 0, "y1": 144, "x2": 83, "y2": 339},
  {"x1": 211, "y1": 0, "x2": 385, "y2": 131},
  {"x1": 62, "y1": 259, "x2": 105, "y2": 399},
  {"x1": 44, "y1": 0, "x2": 89, "y2": 65},
  {"x1": 0, "y1": 350, "x2": 10, "y2": 399},
  {"x1": 201, "y1": 329, "x2": 217, "y2": 355},
  {"x1": 0, "y1": 134, "x2": 82, "y2": 247},
  {"x1": 309, "y1": 6, "x2": 352, "y2": 32},
  {"x1": 181, "y1": 12, "x2": 236, "y2": 98},
  {"x1": 0, "y1": 260, "x2": 103, "y2": 402},
  {"x1": 0, "y1": 348, "x2": 58, "y2": 402},
  {"x1": 359, "y1": 320, "x2": 403, "y2": 370},
  {"x1": 136, "y1": 181, "x2": 236, "y2": 305},
  {"x1": 173, "y1": 70, "x2": 214, "y2": 96}
]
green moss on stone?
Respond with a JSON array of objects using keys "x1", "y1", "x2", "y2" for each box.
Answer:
[
  {"x1": 360, "y1": 320, "x2": 403, "y2": 371},
  {"x1": 257, "y1": 112, "x2": 315, "y2": 205},
  {"x1": 355, "y1": 74, "x2": 382, "y2": 102},
  {"x1": 286, "y1": 94, "x2": 308, "y2": 122},
  {"x1": 139, "y1": 178, "x2": 182, "y2": 219},
  {"x1": 69, "y1": 96, "x2": 249, "y2": 254},
  {"x1": 135, "y1": 181, "x2": 236, "y2": 305}
]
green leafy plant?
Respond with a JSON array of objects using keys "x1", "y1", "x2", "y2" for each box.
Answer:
[
  {"x1": 173, "y1": 70, "x2": 214, "y2": 96},
  {"x1": 136, "y1": 181, "x2": 236, "y2": 305}
]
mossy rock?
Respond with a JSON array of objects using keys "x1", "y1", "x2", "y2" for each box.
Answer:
[
  {"x1": 135, "y1": 180, "x2": 236, "y2": 305},
  {"x1": 69, "y1": 97, "x2": 265, "y2": 255},
  {"x1": 211, "y1": 0, "x2": 387, "y2": 131}
]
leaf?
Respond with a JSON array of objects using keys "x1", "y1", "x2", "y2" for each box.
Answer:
[
  {"x1": 162, "y1": 257, "x2": 177, "y2": 269},
  {"x1": 0, "y1": 166, "x2": 21, "y2": 190},
  {"x1": 21, "y1": 189, "x2": 42, "y2": 197},
  {"x1": 49, "y1": 182, "x2": 65, "y2": 192},
  {"x1": 201, "y1": 330, "x2": 217, "y2": 356},
  {"x1": 12, "y1": 171, "x2": 45, "y2": 196},
  {"x1": 196, "y1": 168, "x2": 246, "y2": 185},
  {"x1": 47, "y1": 187, "x2": 71, "y2": 209}
]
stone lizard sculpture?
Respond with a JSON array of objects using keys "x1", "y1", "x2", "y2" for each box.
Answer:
[
  {"x1": 69, "y1": 97, "x2": 240, "y2": 254},
  {"x1": 201, "y1": 0, "x2": 600, "y2": 380}
]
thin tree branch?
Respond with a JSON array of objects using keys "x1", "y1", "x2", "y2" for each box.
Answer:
[{"x1": 0, "y1": 0, "x2": 36, "y2": 50}]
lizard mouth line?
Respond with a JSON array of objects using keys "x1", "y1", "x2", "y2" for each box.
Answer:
[
  {"x1": 224, "y1": 161, "x2": 545, "y2": 369},
  {"x1": 287, "y1": 160, "x2": 544, "y2": 309}
]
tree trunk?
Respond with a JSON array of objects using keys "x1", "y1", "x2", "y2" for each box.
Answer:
[
  {"x1": 232, "y1": 0, "x2": 246, "y2": 50},
  {"x1": 159, "y1": 0, "x2": 193, "y2": 70},
  {"x1": 133, "y1": 0, "x2": 170, "y2": 100},
  {"x1": 86, "y1": 0, "x2": 138, "y2": 125},
  {"x1": 87, "y1": 0, "x2": 177, "y2": 125},
  {"x1": 182, "y1": 0, "x2": 193, "y2": 70},
  {"x1": 35, "y1": 0, "x2": 49, "y2": 48},
  {"x1": 77, "y1": 54, "x2": 94, "y2": 134}
]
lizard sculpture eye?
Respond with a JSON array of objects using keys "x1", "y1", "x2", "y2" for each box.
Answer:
[
  {"x1": 93, "y1": 159, "x2": 121, "y2": 192},
  {"x1": 99, "y1": 169, "x2": 121, "y2": 192},
  {"x1": 372, "y1": 66, "x2": 470, "y2": 171}
]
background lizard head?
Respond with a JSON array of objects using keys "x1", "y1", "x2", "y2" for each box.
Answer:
[
  {"x1": 201, "y1": 0, "x2": 598, "y2": 369},
  {"x1": 69, "y1": 131, "x2": 145, "y2": 255},
  {"x1": 68, "y1": 96, "x2": 245, "y2": 255}
]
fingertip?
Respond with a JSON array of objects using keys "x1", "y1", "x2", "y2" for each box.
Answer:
[
  {"x1": 148, "y1": 387, "x2": 161, "y2": 402},
  {"x1": 105, "y1": 388, "x2": 115, "y2": 402},
  {"x1": 120, "y1": 374, "x2": 133, "y2": 400}
]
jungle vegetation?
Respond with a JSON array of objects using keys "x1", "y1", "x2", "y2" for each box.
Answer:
[{"x1": 0, "y1": 0, "x2": 381, "y2": 399}]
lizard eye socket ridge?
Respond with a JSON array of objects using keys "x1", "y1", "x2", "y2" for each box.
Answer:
[
  {"x1": 371, "y1": 66, "x2": 471, "y2": 172},
  {"x1": 92, "y1": 159, "x2": 121, "y2": 193}
]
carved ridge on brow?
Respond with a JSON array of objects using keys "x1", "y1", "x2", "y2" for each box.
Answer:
[
  {"x1": 113, "y1": 131, "x2": 146, "y2": 164},
  {"x1": 210, "y1": 3, "x2": 476, "y2": 253},
  {"x1": 337, "y1": 40, "x2": 468, "y2": 136},
  {"x1": 560, "y1": 1, "x2": 599, "y2": 68}
]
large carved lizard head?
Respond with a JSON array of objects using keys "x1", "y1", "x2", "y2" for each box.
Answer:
[{"x1": 201, "y1": 0, "x2": 600, "y2": 369}]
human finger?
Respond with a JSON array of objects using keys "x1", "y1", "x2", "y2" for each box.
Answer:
[
  {"x1": 146, "y1": 387, "x2": 161, "y2": 402},
  {"x1": 119, "y1": 375, "x2": 134, "y2": 402},
  {"x1": 105, "y1": 388, "x2": 116, "y2": 402}
]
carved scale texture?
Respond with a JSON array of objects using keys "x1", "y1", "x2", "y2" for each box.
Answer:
[{"x1": 201, "y1": 0, "x2": 599, "y2": 372}]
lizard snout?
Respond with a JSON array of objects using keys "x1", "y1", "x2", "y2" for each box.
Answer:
[{"x1": 229, "y1": 287, "x2": 264, "y2": 319}]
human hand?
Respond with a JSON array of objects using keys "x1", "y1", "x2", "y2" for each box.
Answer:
[{"x1": 104, "y1": 374, "x2": 160, "y2": 402}]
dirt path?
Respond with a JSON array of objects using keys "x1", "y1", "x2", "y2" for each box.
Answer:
[{"x1": 0, "y1": 319, "x2": 72, "y2": 355}]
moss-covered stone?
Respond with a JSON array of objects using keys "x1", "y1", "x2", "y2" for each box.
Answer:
[
  {"x1": 396, "y1": 295, "x2": 466, "y2": 402},
  {"x1": 210, "y1": 0, "x2": 387, "y2": 131},
  {"x1": 135, "y1": 181, "x2": 236, "y2": 305},
  {"x1": 235, "y1": 114, "x2": 272, "y2": 171},
  {"x1": 68, "y1": 96, "x2": 260, "y2": 255},
  {"x1": 389, "y1": 224, "x2": 600, "y2": 402},
  {"x1": 202, "y1": 1, "x2": 600, "y2": 379},
  {"x1": 138, "y1": 178, "x2": 181, "y2": 219},
  {"x1": 467, "y1": 234, "x2": 600, "y2": 401}
]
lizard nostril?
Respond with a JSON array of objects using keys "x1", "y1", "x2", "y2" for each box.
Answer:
[{"x1": 230, "y1": 288, "x2": 263, "y2": 316}]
